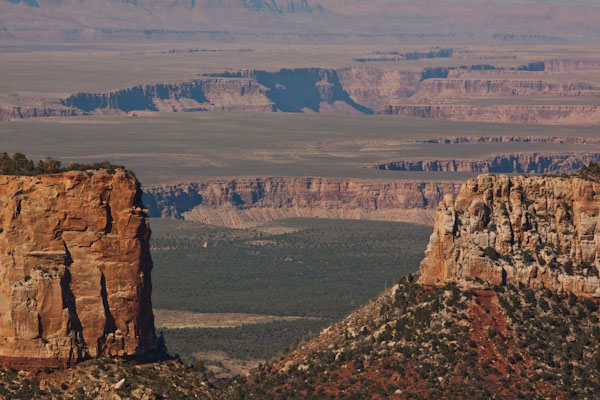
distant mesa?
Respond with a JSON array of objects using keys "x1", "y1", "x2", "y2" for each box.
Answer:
[
  {"x1": 0, "y1": 61, "x2": 595, "y2": 125},
  {"x1": 374, "y1": 152, "x2": 600, "y2": 175},
  {"x1": 142, "y1": 177, "x2": 463, "y2": 228}
]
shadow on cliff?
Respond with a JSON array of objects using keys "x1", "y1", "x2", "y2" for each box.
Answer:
[{"x1": 252, "y1": 68, "x2": 373, "y2": 113}]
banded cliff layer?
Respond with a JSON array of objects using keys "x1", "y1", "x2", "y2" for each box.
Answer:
[
  {"x1": 0, "y1": 170, "x2": 155, "y2": 370},
  {"x1": 419, "y1": 174, "x2": 600, "y2": 298},
  {"x1": 380, "y1": 104, "x2": 600, "y2": 126},
  {"x1": 142, "y1": 177, "x2": 463, "y2": 227},
  {"x1": 2, "y1": 62, "x2": 599, "y2": 125},
  {"x1": 375, "y1": 152, "x2": 600, "y2": 175}
]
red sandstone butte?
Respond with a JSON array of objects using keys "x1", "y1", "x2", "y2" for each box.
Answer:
[{"x1": 0, "y1": 169, "x2": 156, "y2": 370}]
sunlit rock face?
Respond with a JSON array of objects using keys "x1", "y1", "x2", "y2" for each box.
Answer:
[
  {"x1": 420, "y1": 174, "x2": 600, "y2": 297},
  {"x1": 0, "y1": 169, "x2": 155, "y2": 370}
]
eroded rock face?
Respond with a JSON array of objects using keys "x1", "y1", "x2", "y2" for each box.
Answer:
[
  {"x1": 0, "y1": 170, "x2": 155, "y2": 370},
  {"x1": 381, "y1": 104, "x2": 600, "y2": 126},
  {"x1": 420, "y1": 174, "x2": 600, "y2": 297},
  {"x1": 143, "y1": 177, "x2": 462, "y2": 227},
  {"x1": 375, "y1": 152, "x2": 600, "y2": 174}
]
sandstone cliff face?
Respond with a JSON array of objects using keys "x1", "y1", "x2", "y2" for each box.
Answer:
[
  {"x1": 381, "y1": 104, "x2": 600, "y2": 126},
  {"x1": 63, "y1": 78, "x2": 276, "y2": 114},
  {"x1": 375, "y1": 152, "x2": 600, "y2": 175},
  {"x1": 0, "y1": 170, "x2": 155, "y2": 370},
  {"x1": 414, "y1": 79, "x2": 600, "y2": 98},
  {"x1": 419, "y1": 174, "x2": 600, "y2": 297},
  {"x1": 142, "y1": 177, "x2": 462, "y2": 227}
]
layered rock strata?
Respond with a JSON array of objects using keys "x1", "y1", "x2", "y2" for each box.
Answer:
[
  {"x1": 414, "y1": 79, "x2": 600, "y2": 98},
  {"x1": 0, "y1": 170, "x2": 156, "y2": 370},
  {"x1": 142, "y1": 177, "x2": 462, "y2": 227},
  {"x1": 381, "y1": 104, "x2": 600, "y2": 125},
  {"x1": 375, "y1": 152, "x2": 600, "y2": 175},
  {"x1": 3, "y1": 65, "x2": 600, "y2": 126},
  {"x1": 420, "y1": 174, "x2": 600, "y2": 297}
]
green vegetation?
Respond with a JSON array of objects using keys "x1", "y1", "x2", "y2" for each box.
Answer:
[
  {"x1": 234, "y1": 277, "x2": 600, "y2": 399},
  {"x1": 0, "y1": 152, "x2": 130, "y2": 176},
  {"x1": 162, "y1": 319, "x2": 326, "y2": 362},
  {"x1": 151, "y1": 217, "x2": 431, "y2": 361},
  {"x1": 151, "y1": 218, "x2": 430, "y2": 318}
]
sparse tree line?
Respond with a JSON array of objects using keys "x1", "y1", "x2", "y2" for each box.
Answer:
[{"x1": 0, "y1": 152, "x2": 127, "y2": 176}]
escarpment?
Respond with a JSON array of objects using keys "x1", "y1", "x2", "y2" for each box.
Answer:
[
  {"x1": 2, "y1": 63, "x2": 598, "y2": 125},
  {"x1": 381, "y1": 104, "x2": 600, "y2": 126},
  {"x1": 375, "y1": 152, "x2": 600, "y2": 175},
  {"x1": 0, "y1": 170, "x2": 156, "y2": 370},
  {"x1": 419, "y1": 173, "x2": 600, "y2": 298},
  {"x1": 142, "y1": 177, "x2": 462, "y2": 227}
]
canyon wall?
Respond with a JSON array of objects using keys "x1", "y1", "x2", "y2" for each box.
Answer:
[
  {"x1": 0, "y1": 170, "x2": 156, "y2": 370},
  {"x1": 415, "y1": 136, "x2": 600, "y2": 145},
  {"x1": 142, "y1": 177, "x2": 463, "y2": 227},
  {"x1": 3, "y1": 65, "x2": 598, "y2": 125},
  {"x1": 375, "y1": 152, "x2": 600, "y2": 175},
  {"x1": 419, "y1": 174, "x2": 600, "y2": 297},
  {"x1": 414, "y1": 79, "x2": 600, "y2": 98},
  {"x1": 63, "y1": 78, "x2": 276, "y2": 114},
  {"x1": 381, "y1": 104, "x2": 600, "y2": 126}
]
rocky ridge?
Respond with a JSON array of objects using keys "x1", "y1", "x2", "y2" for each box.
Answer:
[
  {"x1": 237, "y1": 167, "x2": 600, "y2": 398},
  {"x1": 420, "y1": 173, "x2": 600, "y2": 298},
  {"x1": 375, "y1": 152, "x2": 600, "y2": 175},
  {"x1": 142, "y1": 177, "x2": 463, "y2": 227},
  {"x1": 0, "y1": 169, "x2": 156, "y2": 370}
]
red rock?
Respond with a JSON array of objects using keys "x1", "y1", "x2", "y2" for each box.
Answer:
[
  {"x1": 0, "y1": 169, "x2": 156, "y2": 370},
  {"x1": 419, "y1": 174, "x2": 600, "y2": 298}
]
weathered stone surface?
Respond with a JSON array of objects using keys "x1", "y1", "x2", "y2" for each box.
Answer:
[
  {"x1": 420, "y1": 174, "x2": 600, "y2": 297},
  {"x1": 0, "y1": 170, "x2": 155, "y2": 369},
  {"x1": 375, "y1": 152, "x2": 600, "y2": 174},
  {"x1": 381, "y1": 104, "x2": 600, "y2": 126},
  {"x1": 143, "y1": 177, "x2": 463, "y2": 227}
]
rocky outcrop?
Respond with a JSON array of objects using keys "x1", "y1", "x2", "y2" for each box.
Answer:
[
  {"x1": 142, "y1": 177, "x2": 462, "y2": 227},
  {"x1": 414, "y1": 79, "x2": 600, "y2": 98},
  {"x1": 381, "y1": 104, "x2": 600, "y2": 126},
  {"x1": 336, "y1": 68, "x2": 421, "y2": 111},
  {"x1": 0, "y1": 170, "x2": 156, "y2": 370},
  {"x1": 419, "y1": 174, "x2": 600, "y2": 297},
  {"x1": 375, "y1": 152, "x2": 600, "y2": 175}
]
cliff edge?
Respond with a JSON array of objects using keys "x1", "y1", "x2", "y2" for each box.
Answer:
[
  {"x1": 420, "y1": 173, "x2": 600, "y2": 297},
  {"x1": 0, "y1": 169, "x2": 156, "y2": 370}
]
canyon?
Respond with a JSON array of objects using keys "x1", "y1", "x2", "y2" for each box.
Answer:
[
  {"x1": 375, "y1": 152, "x2": 600, "y2": 174},
  {"x1": 419, "y1": 173, "x2": 600, "y2": 298},
  {"x1": 142, "y1": 177, "x2": 463, "y2": 227},
  {"x1": 2, "y1": 60, "x2": 597, "y2": 125},
  {"x1": 0, "y1": 169, "x2": 156, "y2": 370},
  {"x1": 241, "y1": 167, "x2": 600, "y2": 398}
]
